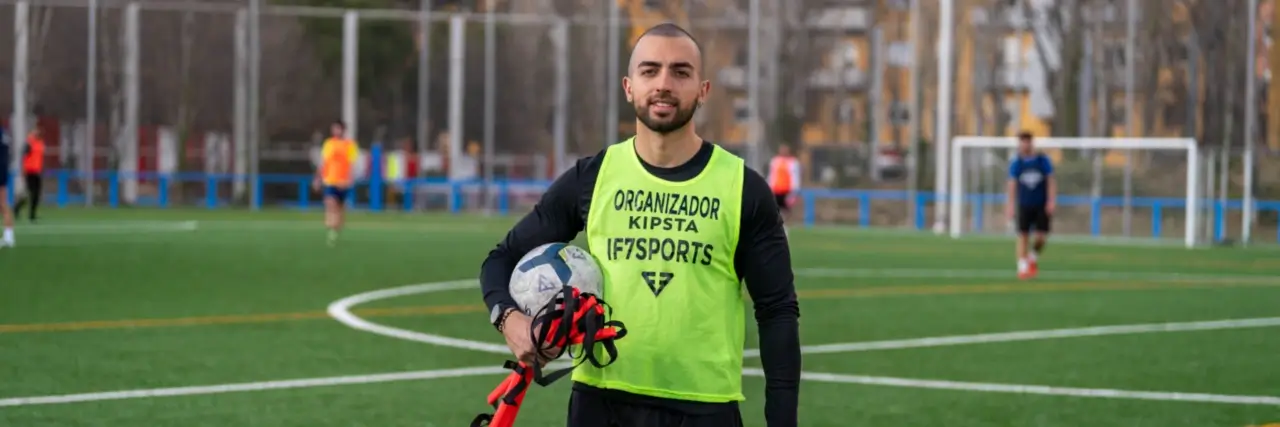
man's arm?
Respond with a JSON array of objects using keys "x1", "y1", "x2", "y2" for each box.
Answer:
[
  {"x1": 1043, "y1": 156, "x2": 1056, "y2": 212},
  {"x1": 736, "y1": 168, "x2": 801, "y2": 427},
  {"x1": 1006, "y1": 161, "x2": 1019, "y2": 217},
  {"x1": 314, "y1": 143, "x2": 330, "y2": 185},
  {"x1": 478, "y1": 157, "x2": 591, "y2": 319}
]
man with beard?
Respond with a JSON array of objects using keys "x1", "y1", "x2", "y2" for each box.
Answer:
[{"x1": 478, "y1": 23, "x2": 800, "y2": 427}]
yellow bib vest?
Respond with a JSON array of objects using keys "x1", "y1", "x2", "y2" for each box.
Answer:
[{"x1": 573, "y1": 137, "x2": 746, "y2": 403}]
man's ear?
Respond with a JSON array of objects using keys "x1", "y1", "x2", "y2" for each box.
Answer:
[
  {"x1": 699, "y1": 79, "x2": 711, "y2": 104},
  {"x1": 623, "y1": 76, "x2": 633, "y2": 103}
]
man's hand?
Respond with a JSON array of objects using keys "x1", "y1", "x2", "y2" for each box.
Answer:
[
  {"x1": 1005, "y1": 204, "x2": 1015, "y2": 221},
  {"x1": 499, "y1": 310, "x2": 560, "y2": 366},
  {"x1": 311, "y1": 178, "x2": 322, "y2": 192},
  {"x1": 1045, "y1": 200, "x2": 1055, "y2": 216}
]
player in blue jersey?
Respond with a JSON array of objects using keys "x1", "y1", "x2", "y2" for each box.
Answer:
[
  {"x1": 1005, "y1": 131, "x2": 1055, "y2": 279},
  {"x1": 0, "y1": 124, "x2": 13, "y2": 247}
]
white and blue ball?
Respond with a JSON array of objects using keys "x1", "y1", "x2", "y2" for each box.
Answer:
[{"x1": 509, "y1": 242, "x2": 603, "y2": 316}]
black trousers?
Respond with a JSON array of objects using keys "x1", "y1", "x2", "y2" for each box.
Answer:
[
  {"x1": 14, "y1": 173, "x2": 42, "y2": 220},
  {"x1": 566, "y1": 388, "x2": 744, "y2": 427}
]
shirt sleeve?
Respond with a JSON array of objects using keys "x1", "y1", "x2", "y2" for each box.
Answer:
[
  {"x1": 1041, "y1": 155, "x2": 1054, "y2": 175},
  {"x1": 735, "y1": 167, "x2": 801, "y2": 427},
  {"x1": 1008, "y1": 159, "x2": 1020, "y2": 179},
  {"x1": 478, "y1": 157, "x2": 592, "y2": 314},
  {"x1": 789, "y1": 160, "x2": 801, "y2": 191}
]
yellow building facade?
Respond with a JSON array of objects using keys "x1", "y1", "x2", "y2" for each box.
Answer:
[{"x1": 620, "y1": 0, "x2": 1211, "y2": 168}]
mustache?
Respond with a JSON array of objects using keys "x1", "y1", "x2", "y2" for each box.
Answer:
[{"x1": 647, "y1": 94, "x2": 680, "y2": 104}]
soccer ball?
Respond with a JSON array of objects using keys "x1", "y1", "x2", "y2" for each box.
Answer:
[{"x1": 509, "y1": 242, "x2": 603, "y2": 316}]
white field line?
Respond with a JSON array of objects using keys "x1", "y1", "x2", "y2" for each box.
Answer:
[
  {"x1": 6, "y1": 364, "x2": 1278, "y2": 408},
  {"x1": 740, "y1": 317, "x2": 1280, "y2": 358},
  {"x1": 740, "y1": 369, "x2": 1280, "y2": 406},
  {"x1": 11, "y1": 221, "x2": 198, "y2": 235},
  {"x1": 328, "y1": 281, "x2": 1280, "y2": 360},
  {"x1": 7, "y1": 279, "x2": 1280, "y2": 408},
  {"x1": 0, "y1": 363, "x2": 560, "y2": 408},
  {"x1": 325, "y1": 281, "x2": 511, "y2": 354},
  {"x1": 794, "y1": 268, "x2": 1280, "y2": 283}
]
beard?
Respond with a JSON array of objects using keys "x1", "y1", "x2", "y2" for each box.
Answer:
[{"x1": 634, "y1": 97, "x2": 699, "y2": 135}]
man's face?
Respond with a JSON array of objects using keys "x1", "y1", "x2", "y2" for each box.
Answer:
[
  {"x1": 1018, "y1": 138, "x2": 1033, "y2": 155},
  {"x1": 330, "y1": 124, "x2": 344, "y2": 138},
  {"x1": 623, "y1": 35, "x2": 710, "y2": 135}
]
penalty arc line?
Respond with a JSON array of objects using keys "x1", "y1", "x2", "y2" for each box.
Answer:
[{"x1": 325, "y1": 280, "x2": 1280, "y2": 406}]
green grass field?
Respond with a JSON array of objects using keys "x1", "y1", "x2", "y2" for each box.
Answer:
[{"x1": 2, "y1": 208, "x2": 1279, "y2": 427}]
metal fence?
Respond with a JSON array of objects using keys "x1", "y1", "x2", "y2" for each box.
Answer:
[{"x1": 4, "y1": 0, "x2": 1278, "y2": 244}]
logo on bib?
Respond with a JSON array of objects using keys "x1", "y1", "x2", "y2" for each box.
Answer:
[{"x1": 641, "y1": 271, "x2": 675, "y2": 296}]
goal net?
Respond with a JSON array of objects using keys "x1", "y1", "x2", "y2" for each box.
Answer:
[{"x1": 947, "y1": 136, "x2": 1202, "y2": 248}]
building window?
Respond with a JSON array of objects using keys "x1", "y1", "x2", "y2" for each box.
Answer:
[
  {"x1": 1000, "y1": 98, "x2": 1020, "y2": 129},
  {"x1": 837, "y1": 98, "x2": 856, "y2": 124},
  {"x1": 1104, "y1": 44, "x2": 1126, "y2": 70},
  {"x1": 734, "y1": 97, "x2": 752, "y2": 123},
  {"x1": 829, "y1": 40, "x2": 859, "y2": 70},
  {"x1": 1166, "y1": 42, "x2": 1188, "y2": 63}
]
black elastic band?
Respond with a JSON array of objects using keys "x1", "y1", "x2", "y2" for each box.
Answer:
[{"x1": 525, "y1": 286, "x2": 627, "y2": 387}]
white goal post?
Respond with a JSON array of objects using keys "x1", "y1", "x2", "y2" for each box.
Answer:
[{"x1": 948, "y1": 136, "x2": 1201, "y2": 248}]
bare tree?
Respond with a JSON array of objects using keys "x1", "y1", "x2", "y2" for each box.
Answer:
[
  {"x1": 1190, "y1": 0, "x2": 1248, "y2": 148},
  {"x1": 1022, "y1": 0, "x2": 1088, "y2": 137}
]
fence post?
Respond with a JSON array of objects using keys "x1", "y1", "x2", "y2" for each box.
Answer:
[
  {"x1": 859, "y1": 193, "x2": 871, "y2": 227},
  {"x1": 370, "y1": 144, "x2": 384, "y2": 212},
  {"x1": 1150, "y1": 200, "x2": 1162, "y2": 237},
  {"x1": 804, "y1": 192, "x2": 815, "y2": 227},
  {"x1": 1090, "y1": 199, "x2": 1102, "y2": 236}
]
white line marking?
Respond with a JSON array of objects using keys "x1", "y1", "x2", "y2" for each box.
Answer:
[
  {"x1": 741, "y1": 369, "x2": 1280, "y2": 406},
  {"x1": 326, "y1": 281, "x2": 511, "y2": 354},
  {"x1": 14, "y1": 220, "x2": 199, "y2": 235},
  {"x1": 6, "y1": 364, "x2": 1277, "y2": 408},
  {"x1": 325, "y1": 280, "x2": 1280, "y2": 406},
  {"x1": 0, "y1": 363, "x2": 558, "y2": 408},
  {"x1": 794, "y1": 268, "x2": 1280, "y2": 283},
  {"x1": 8, "y1": 277, "x2": 1277, "y2": 408},
  {"x1": 742, "y1": 317, "x2": 1280, "y2": 358},
  {"x1": 327, "y1": 280, "x2": 1280, "y2": 359}
]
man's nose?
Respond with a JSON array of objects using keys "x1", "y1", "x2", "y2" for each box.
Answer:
[{"x1": 654, "y1": 69, "x2": 676, "y2": 90}]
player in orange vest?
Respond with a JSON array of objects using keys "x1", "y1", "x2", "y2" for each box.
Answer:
[
  {"x1": 0, "y1": 125, "x2": 14, "y2": 247},
  {"x1": 767, "y1": 144, "x2": 801, "y2": 231},
  {"x1": 313, "y1": 120, "x2": 358, "y2": 246},
  {"x1": 13, "y1": 127, "x2": 45, "y2": 223}
]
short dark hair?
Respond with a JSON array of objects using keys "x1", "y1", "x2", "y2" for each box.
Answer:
[
  {"x1": 1017, "y1": 131, "x2": 1033, "y2": 141},
  {"x1": 331, "y1": 120, "x2": 346, "y2": 130},
  {"x1": 630, "y1": 22, "x2": 704, "y2": 72},
  {"x1": 640, "y1": 22, "x2": 698, "y2": 43}
]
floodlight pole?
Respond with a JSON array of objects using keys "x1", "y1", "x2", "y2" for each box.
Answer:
[
  {"x1": 1121, "y1": 0, "x2": 1136, "y2": 236},
  {"x1": 933, "y1": 0, "x2": 955, "y2": 234},
  {"x1": 1243, "y1": 0, "x2": 1259, "y2": 245},
  {"x1": 86, "y1": 0, "x2": 98, "y2": 206}
]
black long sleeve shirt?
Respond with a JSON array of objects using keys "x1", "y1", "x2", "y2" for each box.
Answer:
[{"x1": 479, "y1": 140, "x2": 800, "y2": 426}]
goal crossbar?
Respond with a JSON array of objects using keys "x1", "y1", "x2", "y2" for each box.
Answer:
[{"x1": 947, "y1": 136, "x2": 1200, "y2": 248}]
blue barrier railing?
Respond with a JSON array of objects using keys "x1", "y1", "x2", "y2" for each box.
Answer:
[{"x1": 8, "y1": 168, "x2": 1280, "y2": 242}]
